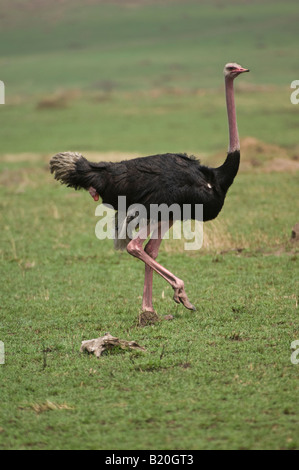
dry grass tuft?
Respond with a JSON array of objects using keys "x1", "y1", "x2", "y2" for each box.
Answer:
[
  {"x1": 28, "y1": 400, "x2": 74, "y2": 414},
  {"x1": 163, "y1": 219, "x2": 248, "y2": 255}
]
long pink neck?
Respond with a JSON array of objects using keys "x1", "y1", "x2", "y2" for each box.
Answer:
[
  {"x1": 215, "y1": 76, "x2": 241, "y2": 192},
  {"x1": 225, "y1": 76, "x2": 239, "y2": 153}
]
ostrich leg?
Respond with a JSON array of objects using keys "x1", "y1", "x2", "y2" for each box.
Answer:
[
  {"x1": 142, "y1": 221, "x2": 173, "y2": 313},
  {"x1": 142, "y1": 264, "x2": 155, "y2": 312},
  {"x1": 127, "y1": 221, "x2": 195, "y2": 311}
]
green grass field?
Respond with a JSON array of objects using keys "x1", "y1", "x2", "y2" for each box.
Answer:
[{"x1": 0, "y1": 0, "x2": 299, "y2": 450}]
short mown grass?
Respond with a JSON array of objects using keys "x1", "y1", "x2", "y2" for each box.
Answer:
[{"x1": 0, "y1": 160, "x2": 298, "y2": 450}]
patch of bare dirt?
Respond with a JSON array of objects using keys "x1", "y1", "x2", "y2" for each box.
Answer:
[
  {"x1": 264, "y1": 158, "x2": 299, "y2": 173},
  {"x1": 210, "y1": 136, "x2": 299, "y2": 173},
  {"x1": 36, "y1": 89, "x2": 82, "y2": 110}
]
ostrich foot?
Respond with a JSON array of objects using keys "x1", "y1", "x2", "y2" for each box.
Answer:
[
  {"x1": 138, "y1": 309, "x2": 160, "y2": 327},
  {"x1": 173, "y1": 287, "x2": 196, "y2": 311},
  {"x1": 138, "y1": 310, "x2": 174, "y2": 327}
]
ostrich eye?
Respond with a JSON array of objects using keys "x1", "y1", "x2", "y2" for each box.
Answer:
[{"x1": 227, "y1": 66, "x2": 235, "y2": 71}]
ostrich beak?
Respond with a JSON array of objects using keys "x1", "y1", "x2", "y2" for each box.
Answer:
[{"x1": 237, "y1": 67, "x2": 250, "y2": 73}]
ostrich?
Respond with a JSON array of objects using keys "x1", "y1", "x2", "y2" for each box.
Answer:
[{"x1": 50, "y1": 62, "x2": 249, "y2": 315}]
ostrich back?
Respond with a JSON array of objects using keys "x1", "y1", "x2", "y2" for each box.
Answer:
[{"x1": 85, "y1": 153, "x2": 227, "y2": 222}]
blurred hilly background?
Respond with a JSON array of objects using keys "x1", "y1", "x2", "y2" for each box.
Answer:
[{"x1": 0, "y1": 0, "x2": 299, "y2": 167}]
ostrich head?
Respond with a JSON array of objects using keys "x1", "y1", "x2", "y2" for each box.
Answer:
[{"x1": 224, "y1": 62, "x2": 249, "y2": 79}]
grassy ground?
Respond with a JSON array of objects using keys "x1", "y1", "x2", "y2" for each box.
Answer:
[
  {"x1": 0, "y1": 0, "x2": 299, "y2": 451},
  {"x1": 0, "y1": 154, "x2": 298, "y2": 450}
]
